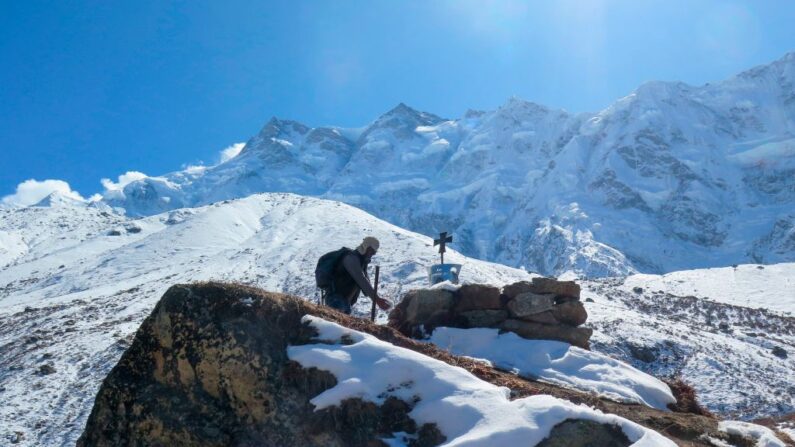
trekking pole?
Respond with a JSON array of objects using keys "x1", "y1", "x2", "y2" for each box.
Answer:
[{"x1": 370, "y1": 265, "x2": 380, "y2": 322}]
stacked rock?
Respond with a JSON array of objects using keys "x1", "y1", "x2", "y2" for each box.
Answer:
[{"x1": 387, "y1": 277, "x2": 592, "y2": 349}]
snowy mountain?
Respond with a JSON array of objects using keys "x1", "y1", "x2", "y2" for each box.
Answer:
[
  {"x1": 101, "y1": 53, "x2": 795, "y2": 277},
  {"x1": 1, "y1": 195, "x2": 792, "y2": 446},
  {"x1": 0, "y1": 193, "x2": 531, "y2": 446}
]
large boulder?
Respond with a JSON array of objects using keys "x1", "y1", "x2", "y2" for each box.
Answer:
[
  {"x1": 77, "y1": 283, "x2": 442, "y2": 447},
  {"x1": 503, "y1": 278, "x2": 581, "y2": 300},
  {"x1": 506, "y1": 292, "x2": 556, "y2": 318},
  {"x1": 388, "y1": 288, "x2": 456, "y2": 337},
  {"x1": 455, "y1": 284, "x2": 502, "y2": 312},
  {"x1": 404, "y1": 289, "x2": 455, "y2": 323},
  {"x1": 551, "y1": 301, "x2": 588, "y2": 326},
  {"x1": 530, "y1": 277, "x2": 581, "y2": 299},
  {"x1": 502, "y1": 281, "x2": 535, "y2": 300},
  {"x1": 501, "y1": 319, "x2": 593, "y2": 349},
  {"x1": 459, "y1": 309, "x2": 509, "y2": 328},
  {"x1": 520, "y1": 310, "x2": 559, "y2": 325}
]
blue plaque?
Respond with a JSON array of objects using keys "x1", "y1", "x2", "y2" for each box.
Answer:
[{"x1": 428, "y1": 263, "x2": 462, "y2": 286}]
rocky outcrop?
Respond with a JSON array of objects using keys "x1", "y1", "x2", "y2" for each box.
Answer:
[
  {"x1": 388, "y1": 277, "x2": 593, "y2": 349},
  {"x1": 77, "y1": 282, "x2": 448, "y2": 447},
  {"x1": 77, "y1": 282, "x2": 745, "y2": 446}
]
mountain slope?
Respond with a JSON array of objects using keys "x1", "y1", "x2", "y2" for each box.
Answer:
[
  {"x1": 0, "y1": 193, "x2": 531, "y2": 447},
  {"x1": 102, "y1": 53, "x2": 795, "y2": 277},
  {"x1": 583, "y1": 269, "x2": 795, "y2": 420},
  {"x1": 1, "y1": 195, "x2": 793, "y2": 446}
]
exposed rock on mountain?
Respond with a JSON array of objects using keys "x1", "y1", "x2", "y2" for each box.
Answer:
[{"x1": 77, "y1": 282, "x2": 748, "y2": 446}]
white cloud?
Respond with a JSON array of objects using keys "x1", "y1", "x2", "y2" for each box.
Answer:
[
  {"x1": 100, "y1": 171, "x2": 148, "y2": 191},
  {"x1": 1, "y1": 179, "x2": 85, "y2": 207},
  {"x1": 183, "y1": 164, "x2": 207, "y2": 174},
  {"x1": 219, "y1": 143, "x2": 245, "y2": 163}
]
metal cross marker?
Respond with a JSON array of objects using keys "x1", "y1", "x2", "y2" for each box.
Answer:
[{"x1": 433, "y1": 232, "x2": 453, "y2": 264}]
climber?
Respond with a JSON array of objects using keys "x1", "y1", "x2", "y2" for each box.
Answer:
[{"x1": 315, "y1": 236, "x2": 392, "y2": 315}]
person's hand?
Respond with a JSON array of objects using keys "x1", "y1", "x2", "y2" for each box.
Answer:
[{"x1": 375, "y1": 296, "x2": 391, "y2": 311}]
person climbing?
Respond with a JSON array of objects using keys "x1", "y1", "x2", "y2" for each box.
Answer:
[{"x1": 315, "y1": 236, "x2": 391, "y2": 315}]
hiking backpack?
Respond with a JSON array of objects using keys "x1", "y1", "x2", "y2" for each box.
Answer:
[{"x1": 314, "y1": 247, "x2": 352, "y2": 290}]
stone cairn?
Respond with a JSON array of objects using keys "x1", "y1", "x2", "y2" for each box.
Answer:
[{"x1": 388, "y1": 277, "x2": 592, "y2": 349}]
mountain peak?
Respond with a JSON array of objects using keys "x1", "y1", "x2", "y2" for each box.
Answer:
[
  {"x1": 376, "y1": 103, "x2": 444, "y2": 124},
  {"x1": 498, "y1": 96, "x2": 556, "y2": 114},
  {"x1": 728, "y1": 51, "x2": 795, "y2": 84},
  {"x1": 388, "y1": 102, "x2": 415, "y2": 114},
  {"x1": 33, "y1": 191, "x2": 86, "y2": 208},
  {"x1": 257, "y1": 117, "x2": 310, "y2": 139},
  {"x1": 634, "y1": 80, "x2": 689, "y2": 96}
]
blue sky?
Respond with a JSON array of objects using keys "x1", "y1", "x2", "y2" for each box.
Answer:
[{"x1": 2, "y1": 0, "x2": 795, "y2": 203}]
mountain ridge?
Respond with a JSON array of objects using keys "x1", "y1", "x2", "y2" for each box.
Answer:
[{"x1": 91, "y1": 51, "x2": 795, "y2": 277}]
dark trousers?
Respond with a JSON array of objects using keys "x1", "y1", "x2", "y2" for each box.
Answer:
[{"x1": 324, "y1": 291, "x2": 352, "y2": 315}]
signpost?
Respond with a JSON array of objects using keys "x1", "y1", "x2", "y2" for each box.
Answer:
[
  {"x1": 370, "y1": 265, "x2": 380, "y2": 322},
  {"x1": 429, "y1": 232, "x2": 461, "y2": 286},
  {"x1": 433, "y1": 232, "x2": 453, "y2": 264}
]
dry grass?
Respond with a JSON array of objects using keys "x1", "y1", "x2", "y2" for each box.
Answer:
[{"x1": 664, "y1": 378, "x2": 713, "y2": 417}]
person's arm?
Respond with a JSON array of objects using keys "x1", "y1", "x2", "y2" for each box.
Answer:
[{"x1": 342, "y1": 253, "x2": 377, "y2": 298}]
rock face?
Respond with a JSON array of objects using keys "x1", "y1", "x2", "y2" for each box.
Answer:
[
  {"x1": 77, "y1": 283, "x2": 444, "y2": 447},
  {"x1": 389, "y1": 277, "x2": 592, "y2": 349}
]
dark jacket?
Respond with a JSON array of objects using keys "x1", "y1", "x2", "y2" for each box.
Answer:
[{"x1": 332, "y1": 250, "x2": 376, "y2": 306}]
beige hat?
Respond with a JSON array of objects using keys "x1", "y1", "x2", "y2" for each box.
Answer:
[{"x1": 357, "y1": 236, "x2": 380, "y2": 255}]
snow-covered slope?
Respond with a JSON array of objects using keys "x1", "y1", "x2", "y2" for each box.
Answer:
[
  {"x1": 2, "y1": 195, "x2": 794, "y2": 444},
  {"x1": 101, "y1": 53, "x2": 795, "y2": 277},
  {"x1": 289, "y1": 316, "x2": 676, "y2": 447},
  {"x1": 428, "y1": 327, "x2": 675, "y2": 411},
  {"x1": 582, "y1": 268, "x2": 795, "y2": 420},
  {"x1": 622, "y1": 263, "x2": 795, "y2": 315},
  {"x1": 1, "y1": 194, "x2": 793, "y2": 445},
  {"x1": 0, "y1": 193, "x2": 531, "y2": 446}
]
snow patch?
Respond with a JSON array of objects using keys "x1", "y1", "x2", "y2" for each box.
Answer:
[
  {"x1": 288, "y1": 315, "x2": 675, "y2": 446},
  {"x1": 729, "y1": 138, "x2": 795, "y2": 167},
  {"x1": 0, "y1": 230, "x2": 27, "y2": 266},
  {"x1": 429, "y1": 280, "x2": 461, "y2": 291},
  {"x1": 622, "y1": 263, "x2": 795, "y2": 315},
  {"x1": 428, "y1": 327, "x2": 675, "y2": 410},
  {"x1": 718, "y1": 421, "x2": 786, "y2": 447}
]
